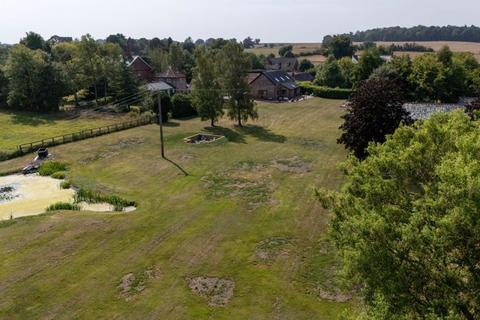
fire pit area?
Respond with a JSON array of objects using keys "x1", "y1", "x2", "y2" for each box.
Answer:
[{"x1": 184, "y1": 133, "x2": 224, "y2": 144}]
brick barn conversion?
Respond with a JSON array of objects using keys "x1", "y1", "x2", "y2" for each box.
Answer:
[{"x1": 249, "y1": 70, "x2": 299, "y2": 100}]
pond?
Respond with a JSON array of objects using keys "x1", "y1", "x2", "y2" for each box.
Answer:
[
  {"x1": 0, "y1": 174, "x2": 75, "y2": 220},
  {"x1": 0, "y1": 174, "x2": 137, "y2": 220}
]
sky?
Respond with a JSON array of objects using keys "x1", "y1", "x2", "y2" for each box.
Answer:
[{"x1": 1, "y1": 0, "x2": 479, "y2": 44}]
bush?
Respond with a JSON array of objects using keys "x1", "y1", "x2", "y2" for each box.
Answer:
[
  {"x1": 299, "y1": 82, "x2": 352, "y2": 99},
  {"x1": 38, "y1": 161, "x2": 67, "y2": 176},
  {"x1": 51, "y1": 171, "x2": 66, "y2": 180},
  {"x1": 46, "y1": 202, "x2": 80, "y2": 212},
  {"x1": 60, "y1": 181, "x2": 71, "y2": 189},
  {"x1": 171, "y1": 93, "x2": 197, "y2": 119},
  {"x1": 75, "y1": 187, "x2": 136, "y2": 211}
]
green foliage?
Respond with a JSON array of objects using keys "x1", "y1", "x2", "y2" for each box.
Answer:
[
  {"x1": 147, "y1": 48, "x2": 168, "y2": 73},
  {"x1": 338, "y1": 77, "x2": 410, "y2": 158},
  {"x1": 323, "y1": 35, "x2": 355, "y2": 59},
  {"x1": 315, "y1": 56, "x2": 346, "y2": 88},
  {"x1": 38, "y1": 161, "x2": 67, "y2": 176},
  {"x1": 299, "y1": 59, "x2": 314, "y2": 72},
  {"x1": 350, "y1": 25, "x2": 480, "y2": 42},
  {"x1": 20, "y1": 32, "x2": 47, "y2": 51},
  {"x1": 51, "y1": 171, "x2": 66, "y2": 180},
  {"x1": 299, "y1": 82, "x2": 352, "y2": 99},
  {"x1": 171, "y1": 93, "x2": 196, "y2": 118},
  {"x1": 278, "y1": 45, "x2": 293, "y2": 57},
  {"x1": 408, "y1": 50, "x2": 467, "y2": 103},
  {"x1": 218, "y1": 42, "x2": 258, "y2": 127},
  {"x1": 46, "y1": 202, "x2": 80, "y2": 212},
  {"x1": 143, "y1": 92, "x2": 170, "y2": 123},
  {"x1": 319, "y1": 111, "x2": 480, "y2": 319},
  {"x1": 191, "y1": 48, "x2": 224, "y2": 126},
  {"x1": 4, "y1": 45, "x2": 66, "y2": 112},
  {"x1": 60, "y1": 180, "x2": 71, "y2": 189},
  {"x1": 75, "y1": 188, "x2": 136, "y2": 211},
  {"x1": 354, "y1": 48, "x2": 384, "y2": 85}
]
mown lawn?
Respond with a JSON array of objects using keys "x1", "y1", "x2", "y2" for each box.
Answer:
[
  {"x1": 0, "y1": 110, "x2": 131, "y2": 153},
  {"x1": 0, "y1": 98, "x2": 353, "y2": 319}
]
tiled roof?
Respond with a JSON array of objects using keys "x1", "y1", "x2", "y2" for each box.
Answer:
[
  {"x1": 157, "y1": 67, "x2": 185, "y2": 79},
  {"x1": 127, "y1": 56, "x2": 153, "y2": 70},
  {"x1": 144, "y1": 81, "x2": 174, "y2": 92}
]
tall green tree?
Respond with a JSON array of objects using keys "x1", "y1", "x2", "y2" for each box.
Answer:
[
  {"x1": 218, "y1": 42, "x2": 257, "y2": 127},
  {"x1": 76, "y1": 35, "x2": 103, "y2": 104},
  {"x1": 4, "y1": 45, "x2": 65, "y2": 112},
  {"x1": 325, "y1": 35, "x2": 355, "y2": 59},
  {"x1": 109, "y1": 59, "x2": 139, "y2": 100},
  {"x1": 354, "y1": 48, "x2": 384, "y2": 85},
  {"x1": 51, "y1": 42, "x2": 84, "y2": 106},
  {"x1": 191, "y1": 49, "x2": 224, "y2": 126},
  {"x1": 319, "y1": 111, "x2": 480, "y2": 320},
  {"x1": 315, "y1": 56, "x2": 346, "y2": 88},
  {"x1": 20, "y1": 32, "x2": 46, "y2": 51}
]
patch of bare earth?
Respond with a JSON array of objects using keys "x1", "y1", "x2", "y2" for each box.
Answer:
[
  {"x1": 118, "y1": 266, "x2": 161, "y2": 301},
  {"x1": 188, "y1": 277, "x2": 235, "y2": 307}
]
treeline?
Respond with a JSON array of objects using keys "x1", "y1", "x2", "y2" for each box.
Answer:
[
  {"x1": 357, "y1": 42, "x2": 434, "y2": 54},
  {"x1": 316, "y1": 36, "x2": 480, "y2": 102},
  {"x1": 348, "y1": 25, "x2": 480, "y2": 42},
  {"x1": 0, "y1": 32, "x2": 139, "y2": 112}
]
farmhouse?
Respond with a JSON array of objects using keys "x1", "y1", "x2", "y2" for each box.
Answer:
[
  {"x1": 154, "y1": 67, "x2": 188, "y2": 92},
  {"x1": 127, "y1": 56, "x2": 154, "y2": 82},
  {"x1": 266, "y1": 57, "x2": 299, "y2": 71},
  {"x1": 249, "y1": 70, "x2": 299, "y2": 100}
]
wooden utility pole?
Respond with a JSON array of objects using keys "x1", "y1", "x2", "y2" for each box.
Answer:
[{"x1": 158, "y1": 93, "x2": 165, "y2": 158}]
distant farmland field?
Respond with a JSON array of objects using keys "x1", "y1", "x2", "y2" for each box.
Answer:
[
  {"x1": 246, "y1": 43, "x2": 322, "y2": 57},
  {"x1": 248, "y1": 41, "x2": 480, "y2": 64}
]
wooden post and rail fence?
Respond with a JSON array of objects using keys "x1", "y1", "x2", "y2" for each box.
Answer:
[{"x1": 15, "y1": 116, "x2": 157, "y2": 156}]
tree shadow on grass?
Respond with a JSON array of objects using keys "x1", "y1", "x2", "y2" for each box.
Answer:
[
  {"x1": 204, "y1": 126, "x2": 247, "y2": 144},
  {"x1": 10, "y1": 113, "x2": 60, "y2": 126},
  {"x1": 240, "y1": 125, "x2": 287, "y2": 143}
]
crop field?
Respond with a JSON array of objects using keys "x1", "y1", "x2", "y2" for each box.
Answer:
[
  {"x1": 0, "y1": 110, "x2": 131, "y2": 153},
  {"x1": 0, "y1": 98, "x2": 354, "y2": 319},
  {"x1": 246, "y1": 43, "x2": 322, "y2": 57}
]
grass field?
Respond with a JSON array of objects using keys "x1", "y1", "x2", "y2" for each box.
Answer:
[
  {"x1": 0, "y1": 98, "x2": 353, "y2": 319},
  {"x1": 0, "y1": 110, "x2": 131, "y2": 153}
]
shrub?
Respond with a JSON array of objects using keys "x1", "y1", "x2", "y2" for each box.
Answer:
[
  {"x1": 299, "y1": 82, "x2": 352, "y2": 99},
  {"x1": 60, "y1": 181, "x2": 71, "y2": 189},
  {"x1": 75, "y1": 187, "x2": 136, "y2": 211},
  {"x1": 38, "y1": 161, "x2": 67, "y2": 176},
  {"x1": 171, "y1": 93, "x2": 197, "y2": 119},
  {"x1": 51, "y1": 171, "x2": 66, "y2": 180},
  {"x1": 46, "y1": 202, "x2": 80, "y2": 212}
]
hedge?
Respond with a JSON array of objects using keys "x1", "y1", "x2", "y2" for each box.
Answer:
[
  {"x1": 299, "y1": 82, "x2": 352, "y2": 99},
  {"x1": 171, "y1": 93, "x2": 197, "y2": 119}
]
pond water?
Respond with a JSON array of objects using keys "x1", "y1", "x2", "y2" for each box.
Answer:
[
  {"x1": 0, "y1": 174, "x2": 136, "y2": 220},
  {"x1": 0, "y1": 174, "x2": 75, "y2": 220}
]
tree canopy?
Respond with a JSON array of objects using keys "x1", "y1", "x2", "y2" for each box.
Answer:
[
  {"x1": 320, "y1": 110, "x2": 480, "y2": 319},
  {"x1": 349, "y1": 25, "x2": 480, "y2": 42},
  {"x1": 338, "y1": 77, "x2": 410, "y2": 158}
]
